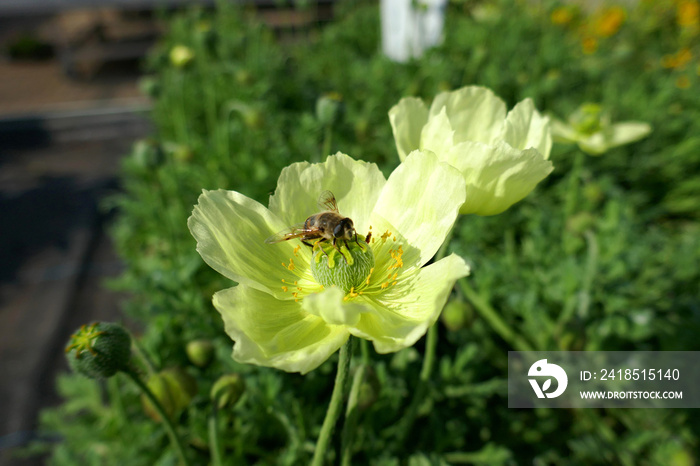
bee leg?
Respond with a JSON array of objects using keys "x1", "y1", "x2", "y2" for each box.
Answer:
[
  {"x1": 315, "y1": 238, "x2": 330, "y2": 260},
  {"x1": 301, "y1": 240, "x2": 314, "y2": 248},
  {"x1": 340, "y1": 240, "x2": 350, "y2": 264}
]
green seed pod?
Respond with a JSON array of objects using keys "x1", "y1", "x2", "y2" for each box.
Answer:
[
  {"x1": 210, "y1": 374, "x2": 245, "y2": 410},
  {"x1": 311, "y1": 237, "x2": 374, "y2": 294},
  {"x1": 65, "y1": 322, "x2": 131, "y2": 379},
  {"x1": 185, "y1": 339, "x2": 215, "y2": 368},
  {"x1": 142, "y1": 367, "x2": 198, "y2": 421}
]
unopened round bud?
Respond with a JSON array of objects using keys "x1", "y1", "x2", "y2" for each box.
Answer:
[
  {"x1": 311, "y1": 237, "x2": 374, "y2": 294},
  {"x1": 315, "y1": 92, "x2": 342, "y2": 126},
  {"x1": 65, "y1": 322, "x2": 131, "y2": 379},
  {"x1": 186, "y1": 339, "x2": 215, "y2": 368},
  {"x1": 210, "y1": 374, "x2": 245, "y2": 409},
  {"x1": 142, "y1": 367, "x2": 197, "y2": 421},
  {"x1": 169, "y1": 45, "x2": 194, "y2": 68},
  {"x1": 440, "y1": 299, "x2": 474, "y2": 332},
  {"x1": 138, "y1": 76, "x2": 160, "y2": 98}
]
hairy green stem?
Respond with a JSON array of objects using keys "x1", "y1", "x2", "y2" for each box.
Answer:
[
  {"x1": 311, "y1": 337, "x2": 353, "y2": 466},
  {"x1": 124, "y1": 367, "x2": 191, "y2": 466}
]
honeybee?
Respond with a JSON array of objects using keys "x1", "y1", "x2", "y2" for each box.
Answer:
[{"x1": 265, "y1": 190, "x2": 359, "y2": 251}]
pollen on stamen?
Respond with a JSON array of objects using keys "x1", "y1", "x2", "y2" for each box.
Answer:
[
  {"x1": 365, "y1": 267, "x2": 375, "y2": 286},
  {"x1": 380, "y1": 230, "x2": 392, "y2": 243},
  {"x1": 287, "y1": 258, "x2": 295, "y2": 271},
  {"x1": 293, "y1": 245, "x2": 301, "y2": 257},
  {"x1": 343, "y1": 286, "x2": 360, "y2": 301},
  {"x1": 292, "y1": 292, "x2": 298, "y2": 298},
  {"x1": 296, "y1": 287, "x2": 302, "y2": 291},
  {"x1": 282, "y1": 286, "x2": 288, "y2": 292},
  {"x1": 381, "y1": 282, "x2": 389, "y2": 289}
]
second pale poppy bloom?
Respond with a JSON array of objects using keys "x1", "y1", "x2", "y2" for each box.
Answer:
[{"x1": 389, "y1": 85, "x2": 553, "y2": 216}]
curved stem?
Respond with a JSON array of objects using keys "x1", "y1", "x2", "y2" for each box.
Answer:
[
  {"x1": 458, "y1": 278, "x2": 533, "y2": 352},
  {"x1": 311, "y1": 337, "x2": 353, "y2": 466},
  {"x1": 124, "y1": 367, "x2": 191, "y2": 466}
]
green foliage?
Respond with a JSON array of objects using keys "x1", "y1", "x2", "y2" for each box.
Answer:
[{"x1": 32, "y1": 0, "x2": 700, "y2": 464}]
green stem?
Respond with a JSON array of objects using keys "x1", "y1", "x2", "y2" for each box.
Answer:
[
  {"x1": 564, "y1": 151, "x2": 585, "y2": 218},
  {"x1": 320, "y1": 124, "x2": 332, "y2": 162},
  {"x1": 208, "y1": 406, "x2": 223, "y2": 466},
  {"x1": 458, "y1": 278, "x2": 533, "y2": 352},
  {"x1": 340, "y1": 363, "x2": 366, "y2": 466},
  {"x1": 124, "y1": 367, "x2": 191, "y2": 466},
  {"x1": 393, "y1": 225, "x2": 456, "y2": 445},
  {"x1": 562, "y1": 150, "x2": 585, "y2": 251},
  {"x1": 311, "y1": 338, "x2": 353, "y2": 466}
]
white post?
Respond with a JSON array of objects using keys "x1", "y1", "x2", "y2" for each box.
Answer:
[{"x1": 380, "y1": 0, "x2": 447, "y2": 63}]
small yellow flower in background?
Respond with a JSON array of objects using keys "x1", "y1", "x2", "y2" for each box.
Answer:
[
  {"x1": 551, "y1": 6, "x2": 575, "y2": 26},
  {"x1": 188, "y1": 152, "x2": 469, "y2": 374},
  {"x1": 169, "y1": 45, "x2": 194, "y2": 68},
  {"x1": 551, "y1": 103, "x2": 652, "y2": 155},
  {"x1": 593, "y1": 6, "x2": 626, "y2": 37},
  {"x1": 389, "y1": 85, "x2": 553, "y2": 216},
  {"x1": 662, "y1": 48, "x2": 693, "y2": 69},
  {"x1": 677, "y1": 0, "x2": 700, "y2": 28}
]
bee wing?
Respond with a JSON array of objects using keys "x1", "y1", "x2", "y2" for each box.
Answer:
[
  {"x1": 318, "y1": 190, "x2": 339, "y2": 212},
  {"x1": 265, "y1": 223, "x2": 318, "y2": 244}
]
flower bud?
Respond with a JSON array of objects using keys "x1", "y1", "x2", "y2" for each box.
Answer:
[
  {"x1": 440, "y1": 299, "x2": 474, "y2": 332},
  {"x1": 186, "y1": 339, "x2": 215, "y2": 368},
  {"x1": 169, "y1": 45, "x2": 194, "y2": 68},
  {"x1": 138, "y1": 76, "x2": 160, "y2": 98},
  {"x1": 65, "y1": 322, "x2": 131, "y2": 379},
  {"x1": 132, "y1": 139, "x2": 164, "y2": 168},
  {"x1": 142, "y1": 367, "x2": 197, "y2": 421},
  {"x1": 210, "y1": 374, "x2": 245, "y2": 410},
  {"x1": 315, "y1": 92, "x2": 342, "y2": 126},
  {"x1": 311, "y1": 237, "x2": 374, "y2": 294}
]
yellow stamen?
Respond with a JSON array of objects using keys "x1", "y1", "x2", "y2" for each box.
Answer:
[
  {"x1": 282, "y1": 286, "x2": 288, "y2": 292},
  {"x1": 293, "y1": 245, "x2": 301, "y2": 257},
  {"x1": 380, "y1": 230, "x2": 392, "y2": 243}
]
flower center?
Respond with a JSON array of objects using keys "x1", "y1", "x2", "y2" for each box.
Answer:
[{"x1": 310, "y1": 235, "x2": 374, "y2": 294}]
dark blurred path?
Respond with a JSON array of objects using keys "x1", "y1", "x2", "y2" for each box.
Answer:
[{"x1": 0, "y1": 57, "x2": 150, "y2": 465}]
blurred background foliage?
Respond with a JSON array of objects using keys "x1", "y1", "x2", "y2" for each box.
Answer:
[{"x1": 31, "y1": 0, "x2": 700, "y2": 464}]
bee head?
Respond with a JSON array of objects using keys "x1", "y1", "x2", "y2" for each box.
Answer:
[{"x1": 334, "y1": 218, "x2": 356, "y2": 240}]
